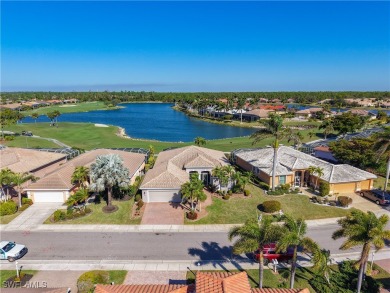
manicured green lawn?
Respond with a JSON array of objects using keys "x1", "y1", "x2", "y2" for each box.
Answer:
[
  {"x1": 45, "y1": 199, "x2": 141, "y2": 225},
  {"x1": 3, "y1": 136, "x2": 59, "y2": 148},
  {"x1": 0, "y1": 270, "x2": 37, "y2": 288},
  {"x1": 0, "y1": 210, "x2": 23, "y2": 224},
  {"x1": 23, "y1": 102, "x2": 119, "y2": 116},
  {"x1": 108, "y1": 270, "x2": 127, "y2": 284},
  {"x1": 188, "y1": 184, "x2": 351, "y2": 224},
  {"x1": 4, "y1": 122, "x2": 320, "y2": 153}
]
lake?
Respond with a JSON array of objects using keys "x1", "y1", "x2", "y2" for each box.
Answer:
[{"x1": 22, "y1": 103, "x2": 255, "y2": 142}]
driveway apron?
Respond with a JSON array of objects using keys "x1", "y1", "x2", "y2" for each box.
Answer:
[
  {"x1": 141, "y1": 203, "x2": 184, "y2": 225},
  {"x1": 5, "y1": 203, "x2": 64, "y2": 230}
]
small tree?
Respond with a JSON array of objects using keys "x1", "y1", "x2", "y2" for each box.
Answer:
[
  {"x1": 31, "y1": 113, "x2": 39, "y2": 123},
  {"x1": 71, "y1": 166, "x2": 89, "y2": 189},
  {"x1": 308, "y1": 166, "x2": 324, "y2": 191},
  {"x1": 181, "y1": 173, "x2": 204, "y2": 212},
  {"x1": 319, "y1": 182, "x2": 330, "y2": 197},
  {"x1": 194, "y1": 137, "x2": 206, "y2": 146},
  {"x1": 89, "y1": 154, "x2": 130, "y2": 212},
  {"x1": 9, "y1": 172, "x2": 36, "y2": 208}
]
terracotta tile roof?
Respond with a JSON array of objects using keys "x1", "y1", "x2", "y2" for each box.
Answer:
[
  {"x1": 244, "y1": 109, "x2": 274, "y2": 118},
  {"x1": 25, "y1": 149, "x2": 146, "y2": 191},
  {"x1": 251, "y1": 288, "x2": 310, "y2": 293},
  {"x1": 140, "y1": 146, "x2": 228, "y2": 189},
  {"x1": 196, "y1": 271, "x2": 251, "y2": 293},
  {"x1": 295, "y1": 108, "x2": 323, "y2": 114},
  {"x1": 0, "y1": 147, "x2": 66, "y2": 173},
  {"x1": 94, "y1": 284, "x2": 194, "y2": 293},
  {"x1": 313, "y1": 146, "x2": 330, "y2": 152}
]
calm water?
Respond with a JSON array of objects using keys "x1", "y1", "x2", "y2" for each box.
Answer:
[{"x1": 22, "y1": 103, "x2": 255, "y2": 142}]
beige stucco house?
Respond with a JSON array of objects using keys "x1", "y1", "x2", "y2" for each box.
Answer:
[
  {"x1": 25, "y1": 149, "x2": 146, "y2": 203},
  {"x1": 232, "y1": 146, "x2": 376, "y2": 195},
  {"x1": 140, "y1": 146, "x2": 229, "y2": 203}
]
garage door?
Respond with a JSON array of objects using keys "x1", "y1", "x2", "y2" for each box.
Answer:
[
  {"x1": 33, "y1": 192, "x2": 64, "y2": 203},
  {"x1": 332, "y1": 183, "x2": 356, "y2": 194},
  {"x1": 146, "y1": 190, "x2": 181, "y2": 203},
  {"x1": 360, "y1": 180, "x2": 371, "y2": 190}
]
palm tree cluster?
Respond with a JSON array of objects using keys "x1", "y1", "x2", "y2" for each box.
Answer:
[
  {"x1": 229, "y1": 210, "x2": 390, "y2": 292},
  {"x1": 0, "y1": 168, "x2": 36, "y2": 207},
  {"x1": 308, "y1": 166, "x2": 324, "y2": 191},
  {"x1": 180, "y1": 173, "x2": 206, "y2": 212}
]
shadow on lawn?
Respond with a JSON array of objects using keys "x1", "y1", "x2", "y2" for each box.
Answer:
[{"x1": 188, "y1": 241, "x2": 258, "y2": 285}]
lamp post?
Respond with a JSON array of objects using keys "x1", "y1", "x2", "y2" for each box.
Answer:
[{"x1": 15, "y1": 261, "x2": 19, "y2": 279}]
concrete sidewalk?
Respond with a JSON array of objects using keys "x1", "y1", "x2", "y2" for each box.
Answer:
[{"x1": 0, "y1": 217, "x2": 343, "y2": 232}]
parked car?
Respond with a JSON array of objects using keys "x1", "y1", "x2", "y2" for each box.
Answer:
[
  {"x1": 253, "y1": 243, "x2": 294, "y2": 265},
  {"x1": 0, "y1": 241, "x2": 28, "y2": 262},
  {"x1": 359, "y1": 189, "x2": 390, "y2": 205},
  {"x1": 21, "y1": 131, "x2": 33, "y2": 136}
]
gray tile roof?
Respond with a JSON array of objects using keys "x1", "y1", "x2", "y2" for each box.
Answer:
[
  {"x1": 140, "y1": 146, "x2": 229, "y2": 189},
  {"x1": 233, "y1": 146, "x2": 376, "y2": 183}
]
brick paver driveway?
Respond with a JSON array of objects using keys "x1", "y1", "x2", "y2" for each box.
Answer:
[{"x1": 141, "y1": 203, "x2": 184, "y2": 225}]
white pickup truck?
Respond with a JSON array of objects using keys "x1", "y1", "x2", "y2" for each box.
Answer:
[{"x1": 0, "y1": 241, "x2": 28, "y2": 262}]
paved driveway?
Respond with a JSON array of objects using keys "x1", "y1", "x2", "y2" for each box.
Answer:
[
  {"x1": 351, "y1": 193, "x2": 390, "y2": 215},
  {"x1": 27, "y1": 270, "x2": 84, "y2": 292},
  {"x1": 6, "y1": 203, "x2": 64, "y2": 230},
  {"x1": 141, "y1": 203, "x2": 184, "y2": 225}
]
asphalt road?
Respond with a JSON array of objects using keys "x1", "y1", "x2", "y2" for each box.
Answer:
[{"x1": 0, "y1": 224, "x2": 373, "y2": 261}]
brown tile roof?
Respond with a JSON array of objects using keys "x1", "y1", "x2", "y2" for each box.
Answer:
[
  {"x1": 25, "y1": 149, "x2": 146, "y2": 191},
  {"x1": 244, "y1": 109, "x2": 274, "y2": 118},
  {"x1": 95, "y1": 284, "x2": 194, "y2": 293},
  {"x1": 295, "y1": 108, "x2": 323, "y2": 114},
  {"x1": 251, "y1": 288, "x2": 310, "y2": 293},
  {"x1": 196, "y1": 271, "x2": 251, "y2": 293},
  {"x1": 0, "y1": 147, "x2": 66, "y2": 173},
  {"x1": 140, "y1": 146, "x2": 228, "y2": 189}
]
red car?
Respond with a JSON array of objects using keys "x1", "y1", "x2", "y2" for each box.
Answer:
[{"x1": 253, "y1": 243, "x2": 294, "y2": 265}]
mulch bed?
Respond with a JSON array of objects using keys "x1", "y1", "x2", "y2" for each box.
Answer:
[
  {"x1": 102, "y1": 205, "x2": 119, "y2": 213},
  {"x1": 131, "y1": 202, "x2": 145, "y2": 219},
  {"x1": 5, "y1": 274, "x2": 34, "y2": 287}
]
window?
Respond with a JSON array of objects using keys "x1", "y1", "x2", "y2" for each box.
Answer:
[{"x1": 279, "y1": 175, "x2": 286, "y2": 185}]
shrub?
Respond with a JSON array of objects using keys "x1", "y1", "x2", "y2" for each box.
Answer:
[
  {"x1": 244, "y1": 189, "x2": 250, "y2": 197},
  {"x1": 4, "y1": 135, "x2": 14, "y2": 141},
  {"x1": 329, "y1": 201, "x2": 337, "y2": 206},
  {"x1": 280, "y1": 183, "x2": 290, "y2": 191},
  {"x1": 53, "y1": 210, "x2": 66, "y2": 222},
  {"x1": 262, "y1": 200, "x2": 281, "y2": 213},
  {"x1": 222, "y1": 194, "x2": 230, "y2": 200},
  {"x1": 338, "y1": 196, "x2": 353, "y2": 207},
  {"x1": 256, "y1": 180, "x2": 270, "y2": 191},
  {"x1": 227, "y1": 190, "x2": 232, "y2": 196},
  {"x1": 137, "y1": 199, "x2": 144, "y2": 209},
  {"x1": 77, "y1": 270, "x2": 110, "y2": 293},
  {"x1": 311, "y1": 196, "x2": 318, "y2": 203},
  {"x1": 267, "y1": 190, "x2": 284, "y2": 196},
  {"x1": 135, "y1": 194, "x2": 141, "y2": 202},
  {"x1": 85, "y1": 207, "x2": 92, "y2": 214},
  {"x1": 0, "y1": 201, "x2": 18, "y2": 216},
  {"x1": 22, "y1": 198, "x2": 33, "y2": 205},
  {"x1": 319, "y1": 182, "x2": 330, "y2": 197}
]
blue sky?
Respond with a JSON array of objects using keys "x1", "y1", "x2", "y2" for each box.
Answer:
[{"x1": 1, "y1": 1, "x2": 389, "y2": 92}]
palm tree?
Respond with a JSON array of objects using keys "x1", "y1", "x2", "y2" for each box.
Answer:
[
  {"x1": 0, "y1": 168, "x2": 14, "y2": 201},
  {"x1": 194, "y1": 137, "x2": 206, "y2": 147},
  {"x1": 251, "y1": 113, "x2": 302, "y2": 191},
  {"x1": 319, "y1": 118, "x2": 335, "y2": 139},
  {"x1": 89, "y1": 154, "x2": 130, "y2": 212},
  {"x1": 71, "y1": 166, "x2": 89, "y2": 189},
  {"x1": 233, "y1": 171, "x2": 251, "y2": 191},
  {"x1": 332, "y1": 210, "x2": 390, "y2": 293},
  {"x1": 31, "y1": 113, "x2": 39, "y2": 123},
  {"x1": 236, "y1": 97, "x2": 246, "y2": 123},
  {"x1": 304, "y1": 240, "x2": 333, "y2": 284},
  {"x1": 9, "y1": 172, "x2": 36, "y2": 208},
  {"x1": 308, "y1": 166, "x2": 324, "y2": 191},
  {"x1": 277, "y1": 215, "x2": 316, "y2": 289},
  {"x1": 181, "y1": 173, "x2": 204, "y2": 212},
  {"x1": 228, "y1": 217, "x2": 283, "y2": 288},
  {"x1": 373, "y1": 127, "x2": 390, "y2": 191}
]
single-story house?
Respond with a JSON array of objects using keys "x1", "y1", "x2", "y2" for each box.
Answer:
[
  {"x1": 1, "y1": 147, "x2": 67, "y2": 179},
  {"x1": 140, "y1": 146, "x2": 229, "y2": 203},
  {"x1": 295, "y1": 108, "x2": 329, "y2": 119},
  {"x1": 0, "y1": 103, "x2": 22, "y2": 111},
  {"x1": 232, "y1": 146, "x2": 376, "y2": 195},
  {"x1": 95, "y1": 271, "x2": 310, "y2": 293},
  {"x1": 240, "y1": 109, "x2": 275, "y2": 121},
  {"x1": 25, "y1": 149, "x2": 146, "y2": 203},
  {"x1": 344, "y1": 109, "x2": 376, "y2": 120}
]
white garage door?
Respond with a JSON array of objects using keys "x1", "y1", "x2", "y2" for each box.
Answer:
[
  {"x1": 146, "y1": 190, "x2": 181, "y2": 203},
  {"x1": 33, "y1": 191, "x2": 64, "y2": 203}
]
